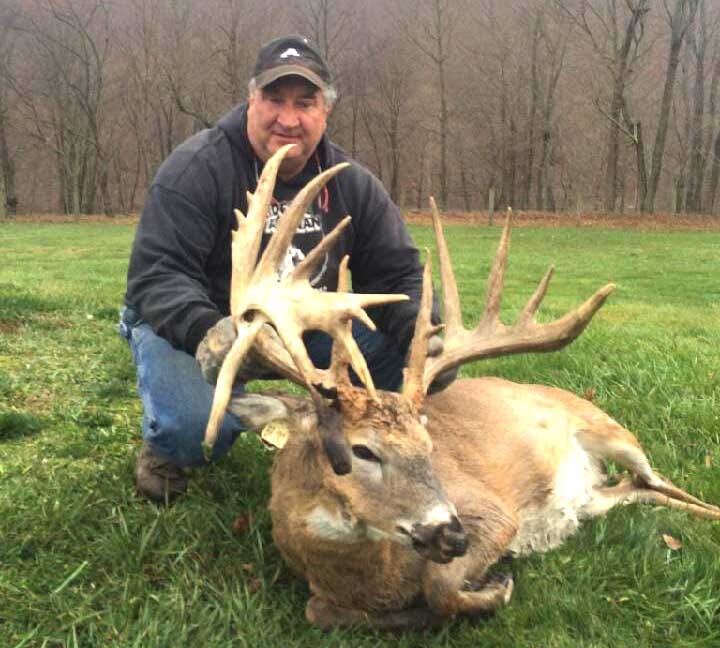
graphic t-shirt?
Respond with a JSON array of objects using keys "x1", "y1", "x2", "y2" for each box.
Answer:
[{"x1": 258, "y1": 163, "x2": 331, "y2": 289}]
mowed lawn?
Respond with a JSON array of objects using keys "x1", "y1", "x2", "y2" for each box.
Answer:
[{"x1": 1, "y1": 219, "x2": 719, "y2": 647}]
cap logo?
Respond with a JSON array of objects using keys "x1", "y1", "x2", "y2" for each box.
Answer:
[{"x1": 280, "y1": 48, "x2": 301, "y2": 59}]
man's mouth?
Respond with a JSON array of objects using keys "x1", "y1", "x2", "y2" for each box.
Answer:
[{"x1": 272, "y1": 132, "x2": 301, "y2": 142}]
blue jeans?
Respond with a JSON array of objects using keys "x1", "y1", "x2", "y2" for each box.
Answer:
[{"x1": 119, "y1": 308, "x2": 404, "y2": 467}]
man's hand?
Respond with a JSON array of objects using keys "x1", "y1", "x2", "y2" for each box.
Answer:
[
  {"x1": 426, "y1": 334, "x2": 458, "y2": 395},
  {"x1": 195, "y1": 316, "x2": 273, "y2": 385},
  {"x1": 196, "y1": 317, "x2": 237, "y2": 385}
]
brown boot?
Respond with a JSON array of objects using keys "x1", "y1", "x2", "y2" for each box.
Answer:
[{"x1": 134, "y1": 443, "x2": 188, "y2": 504}]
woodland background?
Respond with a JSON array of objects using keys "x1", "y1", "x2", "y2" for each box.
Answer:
[{"x1": 0, "y1": 0, "x2": 719, "y2": 218}]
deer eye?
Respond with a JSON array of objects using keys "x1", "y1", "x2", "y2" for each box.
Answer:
[{"x1": 352, "y1": 445, "x2": 381, "y2": 464}]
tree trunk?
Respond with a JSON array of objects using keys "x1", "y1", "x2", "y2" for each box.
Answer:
[
  {"x1": 685, "y1": 1, "x2": 706, "y2": 212},
  {"x1": 522, "y1": 13, "x2": 542, "y2": 210},
  {"x1": 708, "y1": 132, "x2": 720, "y2": 213},
  {"x1": 0, "y1": 112, "x2": 17, "y2": 216},
  {"x1": 702, "y1": 37, "x2": 720, "y2": 212},
  {"x1": 604, "y1": 2, "x2": 650, "y2": 212},
  {"x1": 437, "y1": 29, "x2": 449, "y2": 209},
  {"x1": 459, "y1": 144, "x2": 471, "y2": 211},
  {"x1": 642, "y1": 0, "x2": 700, "y2": 212}
]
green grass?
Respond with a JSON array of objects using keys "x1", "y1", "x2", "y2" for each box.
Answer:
[{"x1": 1, "y1": 220, "x2": 719, "y2": 647}]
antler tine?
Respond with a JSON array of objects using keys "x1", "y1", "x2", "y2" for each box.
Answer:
[
  {"x1": 254, "y1": 163, "x2": 350, "y2": 280},
  {"x1": 519, "y1": 266, "x2": 554, "y2": 325},
  {"x1": 231, "y1": 144, "x2": 295, "y2": 313},
  {"x1": 420, "y1": 204, "x2": 616, "y2": 395},
  {"x1": 331, "y1": 256, "x2": 377, "y2": 402},
  {"x1": 430, "y1": 197, "x2": 463, "y2": 334},
  {"x1": 203, "y1": 317, "x2": 266, "y2": 459},
  {"x1": 293, "y1": 215, "x2": 352, "y2": 282},
  {"x1": 482, "y1": 213, "x2": 511, "y2": 328},
  {"x1": 402, "y1": 250, "x2": 441, "y2": 409}
]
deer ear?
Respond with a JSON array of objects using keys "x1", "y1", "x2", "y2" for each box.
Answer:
[{"x1": 226, "y1": 393, "x2": 288, "y2": 431}]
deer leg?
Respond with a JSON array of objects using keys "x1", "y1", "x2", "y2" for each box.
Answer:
[
  {"x1": 422, "y1": 509, "x2": 518, "y2": 618},
  {"x1": 577, "y1": 428, "x2": 720, "y2": 516},
  {"x1": 305, "y1": 595, "x2": 443, "y2": 631},
  {"x1": 422, "y1": 551, "x2": 514, "y2": 618},
  {"x1": 589, "y1": 479, "x2": 720, "y2": 520}
]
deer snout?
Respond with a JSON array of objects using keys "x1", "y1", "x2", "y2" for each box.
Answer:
[{"x1": 403, "y1": 515, "x2": 468, "y2": 564}]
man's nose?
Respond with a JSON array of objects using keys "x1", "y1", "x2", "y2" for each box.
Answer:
[{"x1": 276, "y1": 104, "x2": 301, "y2": 129}]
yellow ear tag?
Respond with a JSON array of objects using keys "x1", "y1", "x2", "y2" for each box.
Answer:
[{"x1": 260, "y1": 420, "x2": 290, "y2": 449}]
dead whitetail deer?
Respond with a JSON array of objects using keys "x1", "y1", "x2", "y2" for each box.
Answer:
[{"x1": 203, "y1": 145, "x2": 720, "y2": 631}]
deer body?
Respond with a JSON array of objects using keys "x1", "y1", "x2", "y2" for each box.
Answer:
[{"x1": 269, "y1": 376, "x2": 718, "y2": 629}]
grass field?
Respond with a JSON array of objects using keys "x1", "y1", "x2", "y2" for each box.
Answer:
[{"x1": 1, "y1": 219, "x2": 719, "y2": 647}]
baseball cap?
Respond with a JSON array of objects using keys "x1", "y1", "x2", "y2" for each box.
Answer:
[{"x1": 253, "y1": 35, "x2": 332, "y2": 91}]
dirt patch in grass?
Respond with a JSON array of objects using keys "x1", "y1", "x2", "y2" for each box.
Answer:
[
  {"x1": 0, "y1": 320, "x2": 21, "y2": 334},
  {"x1": 404, "y1": 209, "x2": 720, "y2": 231}
]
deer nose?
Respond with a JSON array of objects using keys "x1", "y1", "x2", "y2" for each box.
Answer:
[{"x1": 409, "y1": 515, "x2": 467, "y2": 562}]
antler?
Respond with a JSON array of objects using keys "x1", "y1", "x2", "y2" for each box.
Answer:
[
  {"x1": 203, "y1": 145, "x2": 408, "y2": 461},
  {"x1": 403, "y1": 198, "x2": 616, "y2": 405}
]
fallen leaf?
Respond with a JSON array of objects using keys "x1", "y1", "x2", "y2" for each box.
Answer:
[
  {"x1": 248, "y1": 578, "x2": 263, "y2": 593},
  {"x1": 705, "y1": 455, "x2": 712, "y2": 468},
  {"x1": 241, "y1": 563, "x2": 254, "y2": 574},
  {"x1": 232, "y1": 513, "x2": 252, "y2": 536},
  {"x1": 662, "y1": 534, "x2": 682, "y2": 551},
  {"x1": 582, "y1": 387, "x2": 597, "y2": 402}
]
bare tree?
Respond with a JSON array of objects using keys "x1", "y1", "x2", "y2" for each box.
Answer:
[
  {"x1": 642, "y1": 0, "x2": 700, "y2": 212},
  {"x1": 706, "y1": 29, "x2": 720, "y2": 212},
  {"x1": 521, "y1": 10, "x2": 543, "y2": 210},
  {"x1": 14, "y1": 0, "x2": 113, "y2": 214},
  {"x1": 555, "y1": 0, "x2": 650, "y2": 212},
  {"x1": 359, "y1": 41, "x2": 416, "y2": 203},
  {"x1": 398, "y1": 0, "x2": 457, "y2": 209},
  {"x1": 684, "y1": 0, "x2": 708, "y2": 212},
  {"x1": 535, "y1": 8, "x2": 570, "y2": 211},
  {"x1": 0, "y1": 4, "x2": 19, "y2": 216},
  {"x1": 292, "y1": 0, "x2": 354, "y2": 69}
]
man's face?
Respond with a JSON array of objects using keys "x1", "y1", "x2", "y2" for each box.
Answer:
[{"x1": 247, "y1": 76, "x2": 331, "y2": 179}]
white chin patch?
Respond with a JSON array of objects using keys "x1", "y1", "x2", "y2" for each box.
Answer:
[{"x1": 306, "y1": 506, "x2": 401, "y2": 544}]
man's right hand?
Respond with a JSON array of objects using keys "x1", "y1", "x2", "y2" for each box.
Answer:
[{"x1": 195, "y1": 316, "x2": 237, "y2": 385}]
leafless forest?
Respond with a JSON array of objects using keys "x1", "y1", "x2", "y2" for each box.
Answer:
[{"x1": 0, "y1": 0, "x2": 718, "y2": 217}]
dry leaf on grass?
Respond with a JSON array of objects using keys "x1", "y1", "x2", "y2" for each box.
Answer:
[
  {"x1": 247, "y1": 578, "x2": 263, "y2": 593},
  {"x1": 232, "y1": 513, "x2": 253, "y2": 536},
  {"x1": 662, "y1": 534, "x2": 682, "y2": 551}
]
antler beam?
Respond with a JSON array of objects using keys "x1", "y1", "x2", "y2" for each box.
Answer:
[{"x1": 404, "y1": 198, "x2": 615, "y2": 403}]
